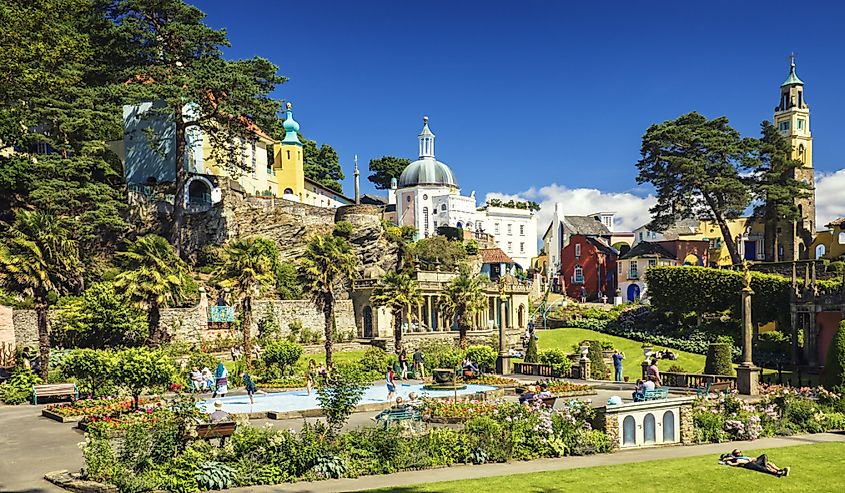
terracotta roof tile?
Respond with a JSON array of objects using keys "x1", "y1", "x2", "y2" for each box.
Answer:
[{"x1": 480, "y1": 248, "x2": 515, "y2": 265}]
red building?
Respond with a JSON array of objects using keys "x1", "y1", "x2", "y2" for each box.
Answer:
[{"x1": 561, "y1": 235, "x2": 618, "y2": 301}]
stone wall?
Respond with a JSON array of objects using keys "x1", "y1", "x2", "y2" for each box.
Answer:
[
  {"x1": 679, "y1": 403, "x2": 694, "y2": 444},
  {"x1": 159, "y1": 289, "x2": 209, "y2": 344},
  {"x1": 252, "y1": 300, "x2": 356, "y2": 340},
  {"x1": 12, "y1": 309, "x2": 39, "y2": 348}
]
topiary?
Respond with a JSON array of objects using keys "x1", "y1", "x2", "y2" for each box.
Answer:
[
  {"x1": 524, "y1": 335, "x2": 539, "y2": 363},
  {"x1": 539, "y1": 349, "x2": 568, "y2": 376},
  {"x1": 704, "y1": 341, "x2": 734, "y2": 376},
  {"x1": 263, "y1": 340, "x2": 304, "y2": 376},
  {"x1": 822, "y1": 321, "x2": 845, "y2": 389},
  {"x1": 586, "y1": 340, "x2": 607, "y2": 379}
]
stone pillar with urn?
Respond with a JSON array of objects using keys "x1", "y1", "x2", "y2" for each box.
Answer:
[
  {"x1": 496, "y1": 279, "x2": 511, "y2": 374},
  {"x1": 736, "y1": 261, "x2": 760, "y2": 395}
]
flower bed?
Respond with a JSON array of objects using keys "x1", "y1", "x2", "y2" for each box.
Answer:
[
  {"x1": 471, "y1": 376, "x2": 519, "y2": 387},
  {"x1": 43, "y1": 398, "x2": 146, "y2": 422},
  {"x1": 546, "y1": 381, "x2": 595, "y2": 396},
  {"x1": 423, "y1": 398, "x2": 503, "y2": 422},
  {"x1": 692, "y1": 386, "x2": 845, "y2": 443},
  {"x1": 78, "y1": 405, "x2": 170, "y2": 432}
]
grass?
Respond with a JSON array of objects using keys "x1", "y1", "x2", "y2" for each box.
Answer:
[
  {"x1": 366, "y1": 442, "x2": 845, "y2": 493},
  {"x1": 533, "y1": 327, "x2": 708, "y2": 380}
]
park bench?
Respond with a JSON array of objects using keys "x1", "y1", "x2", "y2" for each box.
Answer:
[
  {"x1": 540, "y1": 396, "x2": 557, "y2": 408},
  {"x1": 697, "y1": 381, "x2": 733, "y2": 397},
  {"x1": 194, "y1": 421, "x2": 237, "y2": 440},
  {"x1": 642, "y1": 388, "x2": 669, "y2": 401},
  {"x1": 375, "y1": 407, "x2": 421, "y2": 428},
  {"x1": 32, "y1": 383, "x2": 78, "y2": 405}
]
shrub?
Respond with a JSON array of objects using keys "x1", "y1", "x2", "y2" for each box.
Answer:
[
  {"x1": 257, "y1": 313, "x2": 282, "y2": 342},
  {"x1": 418, "y1": 340, "x2": 464, "y2": 369},
  {"x1": 332, "y1": 221, "x2": 353, "y2": 238},
  {"x1": 287, "y1": 319, "x2": 303, "y2": 343},
  {"x1": 524, "y1": 335, "x2": 539, "y2": 363},
  {"x1": 0, "y1": 367, "x2": 43, "y2": 404},
  {"x1": 539, "y1": 349, "x2": 568, "y2": 376},
  {"x1": 585, "y1": 341, "x2": 606, "y2": 379},
  {"x1": 52, "y1": 282, "x2": 147, "y2": 348},
  {"x1": 112, "y1": 348, "x2": 176, "y2": 408},
  {"x1": 263, "y1": 341, "x2": 303, "y2": 376},
  {"x1": 60, "y1": 349, "x2": 116, "y2": 398},
  {"x1": 358, "y1": 346, "x2": 389, "y2": 374},
  {"x1": 186, "y1": 352, "x2": 217, "y2": 372},
  {"x1": 822, "y1": 322, "x2": 845, "y2": 389},
  {"x1": 704, "y1": 342, "x2": 734, "y2": 376},
  {"x1": 666, "y1": 364, "x2": 687, "y2": 373},
  {"x1": 465, "y1": 345, "x2": 496, "y2": 372}
]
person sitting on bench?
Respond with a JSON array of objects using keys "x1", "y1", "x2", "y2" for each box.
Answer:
[
  {"x1": 719, "y1": 449, "x2": 790, "y2": 477},
  {"x1": 519, "y1": 386, "x2": 538, "y2": 404},
  {"x1": 209, "y1": 401, "x2": 231, "y2": 423},
  {"x1": 536, "y1": 383, "x2": 552, "y2": 398}
]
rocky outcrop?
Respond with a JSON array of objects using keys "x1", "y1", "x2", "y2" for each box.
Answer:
[{"x1": 336, "y1": 205, "x2": 398, "y2": 278}]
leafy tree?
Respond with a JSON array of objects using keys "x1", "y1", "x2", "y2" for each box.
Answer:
[
  {"x1": 113, "y1": 347, "x2": 176, "y2": 408},
  {"x1": 105, "y1": 0, "x2": 285, "y2": 252},
  {"x1": 299, "y1": 234, "x2": 358, "y2": 367},
  {"x1": 383, "y1": 223, "x2": 416, "y2": 272},
  {"x1": 439, "y1": 267, "x2": 488, "y2": 348},
  {"x1": 412, "y1": 235, "x2": 467, "y2": 271},
  {"x1": 367, "y1": 156, "x2": 411, "y2": 190},
  {"x1": 0, "y1": 211, "x2": 81, "y2": 379},
  {"x1": 465, "y1": 345, "x2": 497, "y2": 372},
  {"x1": 370, "y1": 272, "x2": 423, "y2": 353},
  {"x1": 276, "y1": 262, "x2": 303, "y2": 300},
  {"x1": 704, "y1": 341, "x2": 734, "y2": 376},
  {"x1": 214, "y1": 237, "x2": 279, "y2": 367},
  {"x1": 316, "y1": 363, "x2": 368, "y2": 435},
  {"x1": 822, "y1": 321, "x2": 845, "y2": 389},
  {"x1": 636, "y1": 112, "x2": 754, "y2": 265},
  {"x1": 302, "y1": 138, "x2": 344, "y2": 193},
  {"x1": 748, "y1": 120, "x2": 812, "y2": 261},
  {"x1": 54, "y1": 281, "x2": 147, "y2": 348},
  {"x1": 114, "y1": 235, "x2": 194, "y2": 346},
  {"x1": 60, "y1": 348, "x2": 116, "y2": 398}
]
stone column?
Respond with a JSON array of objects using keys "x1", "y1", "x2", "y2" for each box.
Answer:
[
  {"x1": 808, "y1": 310, "x2": 818, "y2": 367},
  {"x1": 790, "y1": 306, "x2": 799, "y2": 366},
  {"x1": 736, "y1": 284, "x2": 760, "y2": 396},
  {"x1": 496, "y1": 295, "x2": 510, "y2": 375},
  {"x1": 579, "y1": 357, "x2": 591, "y2": 380}
]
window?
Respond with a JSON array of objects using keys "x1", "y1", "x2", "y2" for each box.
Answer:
[
  {"x1": 797, "y1": 119, "x2": 805, "y2": 130},
  {"x1": 519, "y1": 224, "x2": 525, "y2": 236},
  {"x1": 629, "y1": 261, "x2": 639, "y2": 279},
  {"x1": 423, "y1": 194, "x2": 428, "y2": 200},
  {"x1": 574, "y1": 266, "x2": 584, "y2": 284},
  {"x1": 839, "y1": 232, "x2": 845, "y2": 245},
  {"x1": 638, "y1": 232, "x2": 643, "y2": 241},
  {"x1": 778, "y1": 120, "x2": 790, "y2": 132},
  {"x1": 441, "y1": 204, "x2": 447, "y2": 211},
  {"x1": 507, "y1": 224, "x2": 512, "y2": 235},
  {"x1": 520, "y1": 242, "x2": 525, "y2": 253},
  {"x1": 406, "y1": 195, "x2": 411, "y2": 203},
  {"x1": 575, "y1": 243, "x2": 581, "y2": 258},
  {"x1": 507, "y1": 241, "x2": 512, "y2": 252},
  {"x1": 287, "y1": 150, "x2": 291, "y2": 160},
  {"x1": 495, "y1": 223, "x2": 500, "y2": 234},
  {"x1": 423, "y1": 207, "x2": 430, "y2": 238},
  {"x1": 618, "y1": 263, "x2": 623, "y2": 274},
  {"x1": 251, "y1": 141, "x2": 257, "y2": 177},
  {"x1": 648, "y1": 259, "x2": 657, "y2": 267}
]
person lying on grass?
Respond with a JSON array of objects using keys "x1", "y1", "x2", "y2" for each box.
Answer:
[{"x1": 719, "y1": 449, "x2": 790, "y2": 477}]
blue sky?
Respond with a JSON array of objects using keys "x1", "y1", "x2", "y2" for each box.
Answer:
[{"x1": 200, "y1": 0, "x2": 845, "y2": 230}]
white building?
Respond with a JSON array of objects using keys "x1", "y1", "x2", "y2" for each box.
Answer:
[{"x1": 391, "y1": 117, "x2": 538, "y2": 269}]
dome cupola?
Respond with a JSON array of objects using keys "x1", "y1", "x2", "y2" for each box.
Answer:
[{"x1": 397, "y1": 116, "x2": 458, "y2": 189}]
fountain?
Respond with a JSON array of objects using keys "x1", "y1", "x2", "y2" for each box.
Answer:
[{"x1": 422, "y1": 368, "x2": 467, "y2": 391}]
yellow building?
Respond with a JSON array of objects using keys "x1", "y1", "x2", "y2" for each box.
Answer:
[
  {"x1": 810, "y1": 218, "x2": 845, "y2": 260},
  {"x1": 683, "y1": 219, "x2": 766, "y2": 266}
]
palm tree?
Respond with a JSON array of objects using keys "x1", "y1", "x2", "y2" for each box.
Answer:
[
  {"x1": 114, "y1": 235, "x2": 193, "y2": 346},
  {"x1": 299, "y1": 234, "x2": 357, "y2": 367},
  {"x1": 213, "y1": 237, "x2": 278, "y2": 367},
  {"x1": 370, "y1": 272, "x2": 423, "y2": 353},
  {"x1": 0, "y1": 211, "x2": 80, "y2": 379},
  {"x1": 439, "y1": 266, "x2": 488, "y2": 348}
]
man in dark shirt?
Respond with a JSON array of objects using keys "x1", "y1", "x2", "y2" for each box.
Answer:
[
  {"x1": 412, "y1": 349, "x2": 425, "y2": 378},
  {"x1": 612, "y1": 350, "x2": 625, "y2": 382}
]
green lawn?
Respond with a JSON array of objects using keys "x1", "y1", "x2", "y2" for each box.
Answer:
[
  {"x1": 367, "y1": 442, "x2": 845, "y2": 493},
  {"x1": 533, "y1": 327, "x2": 707, "y2": 380}
]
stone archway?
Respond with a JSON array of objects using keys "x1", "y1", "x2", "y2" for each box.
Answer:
[
  {"x1": 518, "y1": 304, "x2": 526, "y2": 328},
  {"x1": 363, "y1": 306, "x2": 373, "y2": 338},
  {"x1": 186, "y1": 176, "x2": 213, "y2": 206}
]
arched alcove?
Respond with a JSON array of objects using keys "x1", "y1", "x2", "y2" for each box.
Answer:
[{"x1": 643, "y1": 413, "x2": 656, "y2": 443}]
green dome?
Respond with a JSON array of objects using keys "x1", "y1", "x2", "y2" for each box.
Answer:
[{"x1": 398, "y1": 158, "x2": 458, "y2": 188}]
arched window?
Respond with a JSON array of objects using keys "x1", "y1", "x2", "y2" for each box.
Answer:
[
  {"x1": 283, "y1": 188, "x2": 294, "y2": 195},
  {"x1": 816, "y1": 244, "x2": 826, "y2": 259},
  {"x1": 187, "y1": 178, "x2": 212, "y2": 205},
  {"x1": 441, "y1": 204, "x2": 447, "y2": 211},
  {"x1": 644, "y1": 413, "x2": 656, "y2": 443},
  {"x1": 622, "y1": 416, "x2": 636, "y2": 446},
  {"x1": 456, "y1": 221, "x2": 463, "y2": 229},
  {"x1": 518, "y1": 304, "x2": 526, "y2": 328},
  {"x1": 839, "y1": 232, "x2": 845, "y2": 245},
  {"x1": 663, "y1": 411, "x2": 676, "y2": 442}
]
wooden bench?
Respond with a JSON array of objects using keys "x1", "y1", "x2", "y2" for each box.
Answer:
[
  {"x1": 540, "y1": 396, "x2": 557, "y2": 408},
  {"x1": 641, "y1": 388, "x2": 669, "y2": 401},
  {"x1": 194, "y1": 421, "x2": 237, "y2": 440},
  {"x1": 32, "y1": 383, "x2": 78, "y2": 405},
  {"x1": 696, "y1": 381, "x2": 733, "y2": 397}
]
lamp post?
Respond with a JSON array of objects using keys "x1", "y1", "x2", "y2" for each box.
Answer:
[{"x1": 736, "y1": 261, "x2": 760, "y2": 395}]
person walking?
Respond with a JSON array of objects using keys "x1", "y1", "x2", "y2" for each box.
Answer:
[
  {"x1": 612, "y1": 350, "x2": 625, "y2": 382},
  {"x1": 412, "y1": 348, "x2": 425, "y2": 379},
  {"x1": 398, "y1": 349, "x2": 409, "y2": 379},
  {"x1": 386, "y1": 365, "x2": 396, "y2": 401},
  {"x1": 212, "y1": 362, "x2": 228, "y2": 398},
  {"x1": 306, "y1": 359, "x2": 317, "y2": 396},
  {"x1": 647, "y1": 358, "x2": 661, "y2": 386},
  {"x1": 242, "y1": 372, "x2": 258, "y2": 405}
]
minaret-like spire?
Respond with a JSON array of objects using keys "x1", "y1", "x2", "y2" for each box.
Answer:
[
  {"x1": 281, "y1": 102, "x2": 302, "y2": 145},
  {"x1": 353, "y1": 154, "x2": 360, "y2": 205},
  {"x1": 418, "y1": 115, "x2": 435, "y2": 159},
  {"x1": 782, "y1": 53, "x2": 804, "y2": 87}
]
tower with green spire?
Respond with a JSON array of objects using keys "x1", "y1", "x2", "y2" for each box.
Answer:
[{"x1": 274, "y1": 102, "x2": 305, "y2": 199}]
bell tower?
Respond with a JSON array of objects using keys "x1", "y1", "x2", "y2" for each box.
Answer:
[{"x1": 773, "y1": 55, "x2": 815, "y2": 260}]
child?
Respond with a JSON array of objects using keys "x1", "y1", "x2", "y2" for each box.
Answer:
[
  {"x1": 386, "y1": 365, "x2": 396, "y2": 402},
  {"x1": 243, "y1": 372, "x2": 258, "y2": 405}
]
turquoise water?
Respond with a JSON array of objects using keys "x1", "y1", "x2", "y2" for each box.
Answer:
[{"x1": 197, "y1": 383, "x2": 496, "y2": 414}]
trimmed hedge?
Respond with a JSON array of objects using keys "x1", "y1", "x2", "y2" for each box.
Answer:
[
  {"x1": 645, "y1": 266, "x2": 792, "y2": 325},
  {"x1": 585, "y1": 341, "x2": 607, "y2": 380},
  {"x1": 822, "y1": 321, "x2": 845, "y2": 389},
  {"x1": 704, "y1": 342, "x2": 734, "y2": 376}
]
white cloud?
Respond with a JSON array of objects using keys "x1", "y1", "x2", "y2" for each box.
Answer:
[
  {"x1": 485, "y1": 184, "x2": 657, "y2": 238},
  {"x1": 815, "y1": 169, "x2": 845, "y2": 229}
]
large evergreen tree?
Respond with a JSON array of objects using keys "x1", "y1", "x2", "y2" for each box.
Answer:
[
  {"x1": 368, "y1": 156, "x2": 411, "y2": 190},
  {"x1": 104, "y1": 0, "x2": 285, "y2": 253},
  {"x1": 302, "y1": 138, "x2": 344, "y2": 193},
  {"x1": 748, "y1": 120, "x2": 811, "y2": 261},
  {"x1": 636, "y1": 112, "x2": 754, "y2": 265}
]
